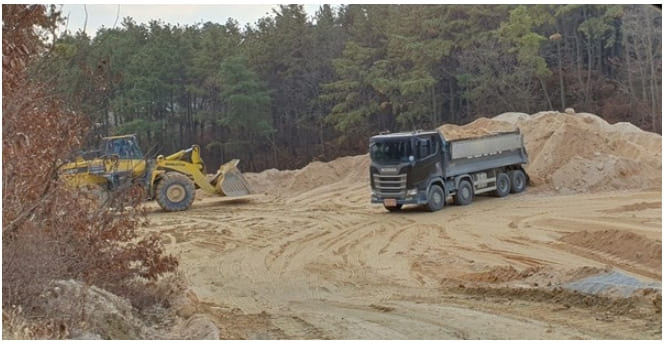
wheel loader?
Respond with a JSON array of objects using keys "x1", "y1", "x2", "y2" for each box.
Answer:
[{"x1": 59, "y1": 134, "x2": 251, "y2": 212}]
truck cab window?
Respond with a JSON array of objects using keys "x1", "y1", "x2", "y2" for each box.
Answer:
[
  {"x1": 417, "y1": 138, "x2": 432, "y2": 159},
  {"x1": 370, "y1": 140, "x2": 413, "y2": 164}
]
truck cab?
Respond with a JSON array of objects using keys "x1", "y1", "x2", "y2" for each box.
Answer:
[{"x1": 370, "y1": 131, "x2": 446, "y2": 211}]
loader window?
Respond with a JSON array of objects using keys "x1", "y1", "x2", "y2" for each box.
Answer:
[
  {"x1": 370, "y1": 139, "x2": 413, "y2": 164},
  {"x1": 104, "y1": 138, "x2": 143, "y2": 159}
]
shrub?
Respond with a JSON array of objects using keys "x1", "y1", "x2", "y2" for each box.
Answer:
[{"x1": 2, "y1": 4, "x2": 178, "y2": 315}]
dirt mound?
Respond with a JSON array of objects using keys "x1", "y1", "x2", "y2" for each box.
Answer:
[
  {"x1": 520, "y1": 112, "x2": 660, "y2": 192},
  {"x1": 461, "y1": 265, "x2": 541, "y2": 283},
  {"x1": 460, "y1": 265, "x2": 606, "y2": 289},
  {"x1": 493, "y1": 112, "x2": 531, "y2": 124},
  {"x1": 560, "y1": 230, "x2": 662, "y2": 270},
  {"x1": 451, "y1": 285, "x2": 660, "y2": 321},
  {"x1": 244, "y1": 155, "x2": 370, "y2": 196},
  {"x1": 241, "y1": 111, "x2": 659, "y2": 197},
  {"x1": 439, "y1": 111, "x2": 661, "y2": 193},
  {"x1": 438, "y1": 117, "x2": 518, "y2": 141}
]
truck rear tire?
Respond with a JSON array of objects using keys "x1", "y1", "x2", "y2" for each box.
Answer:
[
  {"x1": 454, "y1": 180, "x2": 474, "y2": 206},
  {"x1": 155, "y1": 172, "x2": 195, "y2": 212},
  {"x1": 494, "y1": 172, "x2": 511, "y2": 197},
  {"x1": 426, "y1": 185, "x2": 445, "y2": 212},
  {"x1": 509, "y1": 170, "x2": 527, "y2": 193}
]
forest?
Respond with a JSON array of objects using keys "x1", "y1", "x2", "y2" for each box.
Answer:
[{"x1": 43, "y1": 4, "x2": 662, "y2": 171}]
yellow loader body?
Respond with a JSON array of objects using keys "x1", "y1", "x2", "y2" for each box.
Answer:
[{"x1": 60, "y1": 135, "x2": 250, "y2": 211}]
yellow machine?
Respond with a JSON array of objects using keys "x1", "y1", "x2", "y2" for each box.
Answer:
[{"x1": 59, "y1": 134, "x2": 251, "y2": 212}]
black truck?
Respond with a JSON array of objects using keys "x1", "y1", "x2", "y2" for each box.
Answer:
[{"x1": 369, "y1": 129, "x2": 529, "y2": 212}]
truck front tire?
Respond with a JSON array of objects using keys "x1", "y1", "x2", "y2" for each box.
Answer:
[
  {"x1": 454, "y1": 180, "x2": 474, "y2": 206},
  {"x1": 426, "y1": 185, "x2": 445, "y2": 212},
  {"x1": 155, "y1": 172, "x2": 195, "y2": 212},
  {"x1": 509, "y1": 170, "x2": 527, "y2": 193}
]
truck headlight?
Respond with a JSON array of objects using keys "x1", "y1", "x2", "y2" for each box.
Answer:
[
  {"x1": 407, "y1": 188, "x2": 418, "y2": 196},
  {"x1": 371, "y1": 190, "x2": 377, "y2": 196}
]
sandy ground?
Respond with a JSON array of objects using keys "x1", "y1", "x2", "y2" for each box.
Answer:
[
  {"x1": 138, "y1": 111, "x2": 661, "y2": 339},
  {"x1": 142, "y1": 187, "x2": 661, "y2": 339}
]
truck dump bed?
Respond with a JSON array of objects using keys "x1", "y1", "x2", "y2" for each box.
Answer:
[{"x1": 444, "y1": 130, "x2": 528, "y2": 177}]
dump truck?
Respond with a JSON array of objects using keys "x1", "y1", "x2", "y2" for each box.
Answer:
[
  {"x1": 369, "y1": 129, "x2": 528, "y2": 212},
  {"x1": 59, "y1": 134, "x2": 251, "y2": 212}
]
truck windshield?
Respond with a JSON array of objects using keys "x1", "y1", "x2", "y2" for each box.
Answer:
[{"x1": 370, "y1": 140, "x2": 412, "y2": 164}]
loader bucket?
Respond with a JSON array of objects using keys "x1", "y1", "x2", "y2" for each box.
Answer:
[{"x1": 214, "y1": 159, "x2": 251, "y2": 196}]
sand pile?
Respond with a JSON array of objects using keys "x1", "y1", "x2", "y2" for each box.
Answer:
[
  {"x1": 560, "y1": 229, "x2": 662, "y2": 271},
  {"x1": 244, "y1": 154, "x2": 370, "y2": 196},
  {"x1": 461, "y1": 265, "x2": 541, "y2": 283},
  {"x1": 438, "y1": 117, "x2": 518, "y2": 141},
  {"x1": 441, "y1": 111, "x2": 661, "y2": 193},
  {"x1": 243, "y1": 111, "x2": 660, "y2": 196}
]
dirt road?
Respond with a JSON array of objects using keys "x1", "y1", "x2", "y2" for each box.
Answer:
[{"x1": 143, "y1": 187, "x2": 661, "y2": 339}]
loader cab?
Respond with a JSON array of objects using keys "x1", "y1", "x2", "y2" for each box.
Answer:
[
  {"x1": 100, "y1": 135, "x2": 146, "y2": 177},
  {"x1": 102, "y1": 135, "x2": 144, "y2": 159}
]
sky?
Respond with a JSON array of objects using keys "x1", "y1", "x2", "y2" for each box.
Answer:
[
  {"x1": 56, "y1": 1, "x2": 659, "y2": 38},
  {"x1": 57, "y1": 3, "x2": 324, "y2": 37}
]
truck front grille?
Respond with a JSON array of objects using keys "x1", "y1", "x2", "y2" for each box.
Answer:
[{"x1": 373, "y1": 173, "x2": 406, "y2": 198}]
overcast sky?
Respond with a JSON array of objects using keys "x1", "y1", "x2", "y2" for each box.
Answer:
[{"x1": 57, "y1": 3, "x2": 324, "y2": 37}]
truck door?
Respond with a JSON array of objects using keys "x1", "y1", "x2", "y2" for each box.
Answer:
[{"x1": 410, "y1": 135, "x2": 439, "y2": 187}]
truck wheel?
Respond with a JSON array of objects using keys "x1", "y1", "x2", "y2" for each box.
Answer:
[
  {"x1": 426, "y1": 185, "x2": 445, "y2": 212},
  {"x1": 509, "y1": 170, "x2": 527, "y2": 193},
  {"x1": 384, "y1": 203, "x2": 403, "y2": 212},
  {"x1": 454, "y1": 180, "x2": 474, "y2": 206},
  {"x1": 155, "y1": 172, "x2": 195, "y2": 212},
  {"x1": 494, "y1": 173, "x2": 511, "y2": 197}
]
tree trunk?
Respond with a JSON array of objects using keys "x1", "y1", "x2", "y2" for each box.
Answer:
[
  {"x1": 556, "y1": 40, "x2": 565, "y2": 110},
  {"x1": 643, "y1": 7, "x2": 660, "y2": 131},
  {"x1": 624, "y1": 33, "x2": 635, "y2": 100},
  {"x1": 270, "y1": 133, "x2": 277, "y2": 169},
  {"x1": 539, "y1": 77, "x2": 553, "y2": 111},
  {"x1": 319, "y1": 117, "x2": 325, "y2": 159},
  {"x1": 430, "y1": 85, "x2": 436, "y2": 127},
  {"x1": 448, "y1": 78, "x2": 455, "y2": 123}
]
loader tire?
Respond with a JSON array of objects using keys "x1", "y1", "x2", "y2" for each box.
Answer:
[
  {"x1": 79, "y1": 184, "x2": 110, "y2": 209},
  {"x1": 155, "y1": 172, "x2": 195, "y2": 212}
]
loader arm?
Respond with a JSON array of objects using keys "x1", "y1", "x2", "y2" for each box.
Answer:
[
  {"x1": 164, "y1": 147, "x2": 190, "y2": 161},
  {"x1": 156, "y1": 159, "x2": 218, "y2": 193},
  {"x1": 155, "y1": 145, "x2": 249, "y2": 196}
]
